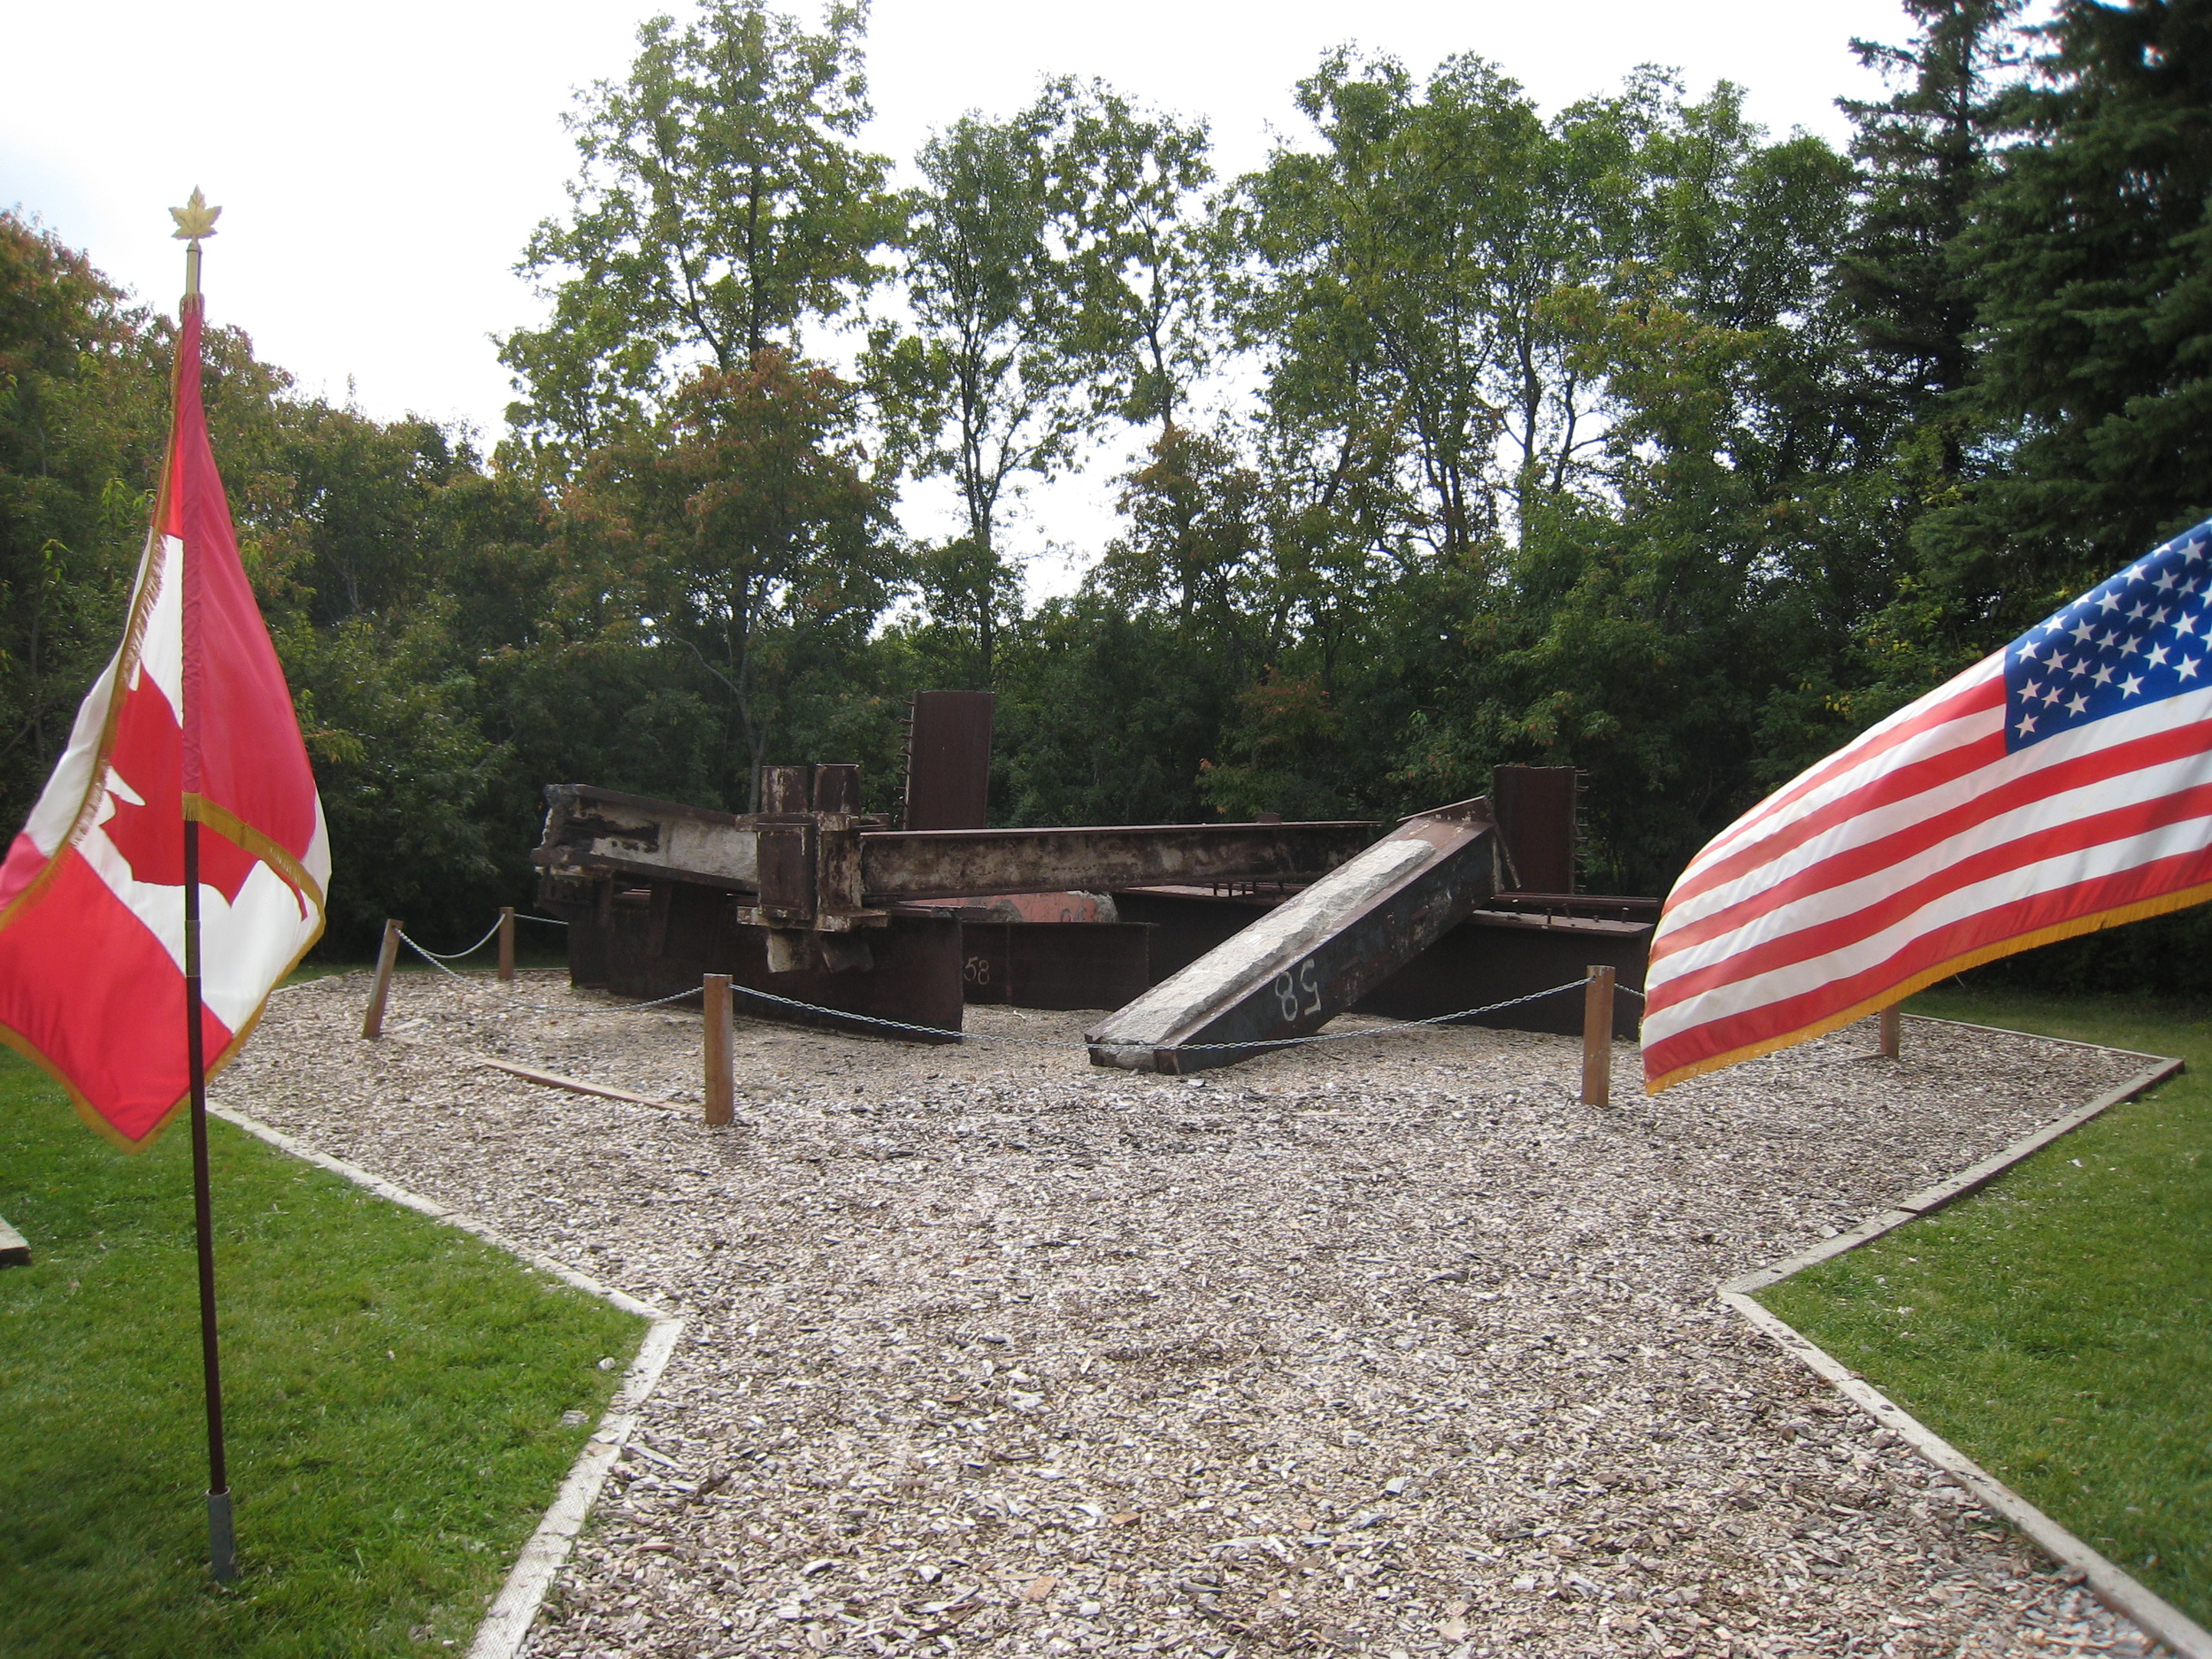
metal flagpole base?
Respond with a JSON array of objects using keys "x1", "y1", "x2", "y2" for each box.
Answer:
[{"x1": 207, "y1": 1488, "x2": 236, "y2": 1582}]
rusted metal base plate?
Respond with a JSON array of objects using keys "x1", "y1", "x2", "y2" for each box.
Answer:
[
  {"x1": 1491, "y1": 765, "x2": 1580, "y2": 894},
  {"x1": 572, "y1": 883, "x2": 965, "y2": 1041},
  {"x1": 1352, "y1": 909, "x2": 1649, "y2": 1040},
  {"x1": 959, "y1": 922, "x2": 1151, "y2": 1010},
  {"x1": 903, "y1": 690, "x2": 994, "y2": 830}
]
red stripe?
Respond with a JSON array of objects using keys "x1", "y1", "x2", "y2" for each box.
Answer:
[
  {"x1": 1649, "y1": 778, "x2": 2212, "y2": 1011},
  {"x1": 1659, "y1": 724, "x2": 2005, "y2": 938},
  {"x1": 1645, "y1": 842, "x2": 2212, "y2": 1082},
  {"x1": 1653, "y1": 715, "x2": 2212, "y2": 964},
  {"x1": 1681, "y1": 672, "x2": 2004, "y2": 887}
]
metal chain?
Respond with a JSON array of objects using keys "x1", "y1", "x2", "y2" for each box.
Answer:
[
  {"x1": 1167, "y1": 977, "x2": 1596, "y2": 1053},
  {"x1": 397, "y1": 911, "x2": 570, "y2": 960},
  {"x1": 721, "y1": 979, "x2": 974, "y2": 1042},
  {"x1": 395, "y1": 930, "x2": 698, "y2": 1016},
  {"x1": 404, "y1": 915, "x2": 507, "y2": 961},
  {"x1": 391, "y1": 912, "x2": 1622, "y2": 1061},
  {"x1": 725, "y1": 973, "x2": 1600, "y2": 1054}
]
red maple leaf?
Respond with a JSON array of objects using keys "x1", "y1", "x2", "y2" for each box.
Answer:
[{"x1": 99, "y1": 676, "x2": 262, "y2": 902}]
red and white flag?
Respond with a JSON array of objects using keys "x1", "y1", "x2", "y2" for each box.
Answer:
[
  {"x1": 1644, "y1": 516, "x2": 2212, "y2": 1094},
  {"x1": 0, "y1": 297, "x2": 327, "y2": 1144}
]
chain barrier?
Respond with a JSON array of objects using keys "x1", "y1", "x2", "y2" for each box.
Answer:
[
  {"x1": 724, "y1": 979, "x2": 978, "y2": 1044},
  {"x1": 710, "y1": 971, "x2": 1601, "y2": 1056},
  {"x1": 388, "y1": 911, "x2": 1611, "y2": 1058},
  {"x1": 404, "y1": 916, "x2": 507, "y2": 962},
  {"x1": 1167, "y1": 977, "x2": 1598, "y2": 1054},
  {"x1": 395, "y1": 929, "x2": 699, "y2": 1016},
  {"x1": 405, "y1": 913, "x2": 570, "y2": 959}
]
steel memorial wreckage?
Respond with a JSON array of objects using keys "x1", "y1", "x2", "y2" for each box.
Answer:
[{"x1": 533, "y1": 693, "x2": 1655, "y2": 1072}]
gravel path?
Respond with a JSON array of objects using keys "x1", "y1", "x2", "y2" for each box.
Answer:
[{"x1": 217, "y1": 971, "x2": 2166, "y2": 1658}]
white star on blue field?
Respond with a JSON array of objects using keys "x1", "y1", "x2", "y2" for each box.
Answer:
[{"x1": 2006, "y1": 517, "x2": 2212, "y2": 751}]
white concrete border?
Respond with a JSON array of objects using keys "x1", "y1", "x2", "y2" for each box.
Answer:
[
  {"x1": 208, "y1": 1104, "x2": 684, "y2": 1659},
  {"x1": 1717, "y1": 1036, "x2": 2209, "y2": 1658}
]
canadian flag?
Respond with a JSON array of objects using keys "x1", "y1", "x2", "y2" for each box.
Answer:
[{"x1": 0, "y1": 297, "x2": 327, "y2": 1145}]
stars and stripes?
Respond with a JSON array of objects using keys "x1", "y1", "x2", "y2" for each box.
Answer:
[
  {"x1": 1642, "y1": 516, "x2": 2212, "y2": 1094},
  {"x1": 2007, "y1": 532, "x2": 2212, "y2": 746}
]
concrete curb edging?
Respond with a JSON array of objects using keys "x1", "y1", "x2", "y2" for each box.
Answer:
[
  {"x1": 468, "y1": 1317, "x2": 684, "y2": 1659},
  {"x1": 1724, "y1": 1057, "x2": 2183, "y2": 1295},
  {"x1": 1716, "y1": 1046, "x2": 2209, "y2": 1659},
  {"x1": 207, "y1": 1104, "x2": 684, "y2": 1659},
  {"x1": 1897, "y1": 1011, "x2": 2170, "y2": 1063}
]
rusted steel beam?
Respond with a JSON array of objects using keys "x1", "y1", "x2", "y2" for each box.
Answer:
[
  {"x1": 1086, "y1": 804, "x2": 1500, "y2": 1073},
  {"x1": 537, "y1": 785, "x2": 1378, "y2": 907},
  {"x1": 859, "y1": 822, "x2": 1377, "y2": 901},
  {"x1": 1484, "y1": 892, "x2": 1659, "y2": 923},
  {"x1": 536, "y1": 785, "x2": 757, "y2": 887},
  {"x1": 1110, "y1": 887, "x2": 1653, "y2": 1041}
]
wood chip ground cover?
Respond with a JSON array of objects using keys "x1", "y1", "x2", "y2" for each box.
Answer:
[{"x1": 218, "y1": 976, "x2": 2166, "y2": 1658}]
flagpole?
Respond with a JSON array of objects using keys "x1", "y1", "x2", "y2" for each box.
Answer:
[
  {"x1": 173, "y1": 188, "x2": 235, "y2": 1586},
  {"x1": 184, "y1": 816, "x2": 233, "y2": 1581}
]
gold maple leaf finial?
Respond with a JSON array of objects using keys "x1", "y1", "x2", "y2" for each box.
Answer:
[{"x1": 170, "y1": 188, "x2": 220, "y2": 242}]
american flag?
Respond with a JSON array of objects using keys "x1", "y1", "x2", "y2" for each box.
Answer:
[{"x1": 1642, "y1": 515, "x2": 2212, "y2": 1094}]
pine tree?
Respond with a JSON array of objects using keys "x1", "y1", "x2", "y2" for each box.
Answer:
[
  {"x1": 1945, "y1": 0, "x2": 2212, "y2": 608},
  {"x1": 1839, "y1": 0, "x2": 2028, "y2": 449}
]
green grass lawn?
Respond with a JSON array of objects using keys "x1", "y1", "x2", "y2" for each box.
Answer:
[
  {"x1": 0, "y1": 1049, "x2": 646, "y2": 1657},
  {"x1": 1760, "y1": 987, "x2": 2211, "y2": 1624}
]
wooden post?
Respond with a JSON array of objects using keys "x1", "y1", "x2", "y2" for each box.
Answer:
[
  {"x1": 1878, "y1": 1004, "x2": 1901, "y2": 1059},
  {"x1": 1580, "y1": 964, "x2": 1616, "y2": 1108},
  {"x1": 362, "y1": 918, "x2": 402, "y2": 1040},
  {"x1": 497, "y1": 906, "x2": 517, "y2": 982},
  {"x1": 703, "y1": 973, "x2": 733, "y2": 1126}
]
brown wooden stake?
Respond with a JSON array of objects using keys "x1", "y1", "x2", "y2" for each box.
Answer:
[
  {"x1": 1581, "y1": 964, "x2": 1616, "y2": 1108},
  {"x1": 361, "y1": 918, "x2": 402, "y2": 1040},
  {"x1": 1879, "y1": 1004, "x2": 1901, "y2": 1059},
  {"x1": 703, "y1": 973, "x2": 733, "y2": 1126},
  {"x1": 497, "y1": 906, "x2": 516, "y2": 982}
]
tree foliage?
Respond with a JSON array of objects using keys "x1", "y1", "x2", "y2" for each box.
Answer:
[
  {"x1": 500, "y1": 0, "x2": 897, "y2": 473},
  {"x1": 7, "y1": 0, "x2": 2212, "y2": 994},
  {"x1": 1929, "y1": 0, "x2": 2212, "y2": 624},
  {"x1": 561, "y1": 351, "x2": 897, "y2": 803}
]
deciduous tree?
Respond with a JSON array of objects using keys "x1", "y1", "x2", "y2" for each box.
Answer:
[
  {"x1": 868, "y1": 92, "x2": 1094, "y2": 685},
  {"x1": 563, "y1": 351, "x2": 898, "y2": 804},
  {"x1": 501, "y1": 0, "x2": 898, "y2": 474}
]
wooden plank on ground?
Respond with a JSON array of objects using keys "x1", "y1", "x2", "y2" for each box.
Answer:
[
  {"x1": 0, "y1": 1214, "x2": 27, "y2": 1267},
  {"x1": 472, "y1": 1056, "x2": 685, "y2": 1112}
]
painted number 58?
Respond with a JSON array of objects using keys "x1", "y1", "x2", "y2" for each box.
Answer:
[{"x1": 1274, "y1": 958, "x2": 1323, "y2": 1023}]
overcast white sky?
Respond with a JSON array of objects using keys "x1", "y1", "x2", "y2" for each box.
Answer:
[{"x1": 6, "y1": 0, "x2": 1922, "y2": 595}]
